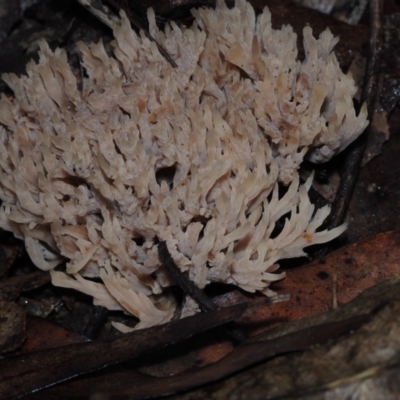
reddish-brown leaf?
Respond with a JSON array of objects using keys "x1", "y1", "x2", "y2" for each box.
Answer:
[{"x1": 17, "y1": 316, "x2": 89, "y2": 354}]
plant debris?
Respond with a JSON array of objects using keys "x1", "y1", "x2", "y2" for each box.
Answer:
[
  {"x1": 16, "y1": 230, "x2": 400, "y2": 399},
  {"x1": 19, "y1": 316, "x2": 88, "y2": 353},
  {"x1": 31, "y1": 279, "x2": 398, "y2": 400},
  {"x1": 0, "y1": 300, "x2": 26, "y2": 354},
  {"x1": 0, "y1": 301, "x2": 248, "y2": 399},
  {"x1": 0, "y1": 259, "x2": 50, "y2": 354},
  {"x1": 0, "y1": 270, "x2": 50, "y2": 302},
  {"x1": 168, "y1": 279, "x2": 400, "y2": 400},
  {"x1": 96, "y1": 312, "x2": 372, "y2": 399}
]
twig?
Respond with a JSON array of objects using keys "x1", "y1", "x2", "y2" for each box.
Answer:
[
  {"x1": 319, "y1": 0, "x2": 383, "y2": 252},
  {"x1": 158, "y1": 241, "x2": 217, "y2": 312},
  {"x1": 360, "y1": 0, "x2": 384, "y2": 112},
  {"x1": 158, "y1": 241, "x2": 247, "y2": 343}
]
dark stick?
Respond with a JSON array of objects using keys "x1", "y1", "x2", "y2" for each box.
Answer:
[
  {"x1": 158, "y1": 241, "x2": 248, "y2": 343},
  {"x1": 359, "y1": 0, "x2": 384, "y2": 112},
  {"x1": 319, "y1": 0, "x2": 383, "y2": 253},
  {"x1": 158, "y1": 241, "x2": 217, "y2": 312}
]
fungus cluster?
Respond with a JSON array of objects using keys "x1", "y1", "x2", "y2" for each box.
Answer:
[{"x1": 0, "y1": 0, "x2": 367, "y2": 330}]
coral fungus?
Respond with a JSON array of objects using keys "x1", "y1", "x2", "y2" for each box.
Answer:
[{"x1": 0, "y1": 0, "x2": 368, "y2": 330}]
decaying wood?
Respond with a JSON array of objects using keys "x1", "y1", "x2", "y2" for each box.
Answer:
[
  {"x1": 380, "y1": 14, "x2": 400, "y2": 111},
  {"x1": 0, "y1": 243, "x2": 21, "y2": 279},
  {"x1": 19, "y1": 316, "x2": 89, "y2": 354},
  {"x1": 362, "y1": 13, "x2": 400, "y2": 164}
]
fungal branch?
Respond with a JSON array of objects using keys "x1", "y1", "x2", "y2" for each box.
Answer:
[{"x1": 77, "y1": 0, "x2": 178, "y2": 67}]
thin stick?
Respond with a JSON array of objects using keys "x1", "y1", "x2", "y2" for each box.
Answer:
[
  {"x1": 322, "y1": 0, "x2": 383, "y2": 236},
  {"x1": 158, "y1": 241, "x2": 217, "y2": 312}
]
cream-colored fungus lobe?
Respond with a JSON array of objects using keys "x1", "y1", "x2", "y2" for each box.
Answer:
[{"x1": 0, "y1": 0, "x2": 368, "y2": 331}]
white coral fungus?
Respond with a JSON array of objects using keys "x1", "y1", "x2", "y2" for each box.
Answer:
[{"x1": 0, "y1": 0, "x2": 367, "y2": 330}]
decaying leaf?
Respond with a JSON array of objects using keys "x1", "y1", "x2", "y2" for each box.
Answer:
[
  {"x1": 362, "y1": 107, "x2": 390, "y2": 166},
  {"x1": 0, "y1": 270, "x2": 50, "y2": 354},
  {"x1": 0, "y1": 0, "x2": 23, "y2": 44},
  {"x1": 0, "y1": 300, "x2": 26, "y2": 354},
  {"x1": 17, "y1": 297, "x2": 55, "y2": 318},
  {"x1": 0, "y1": 242, "x2": 21, "y2": 279},
  {"x1": 18, "y1": 316, "x2": 88, "y2": 354},
  {"x1": 150, "y1": 230, "x2": 400, "y2": 373},
  {"x1": 0, "y1": 270, "x2": 51, "y2": 302}
]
